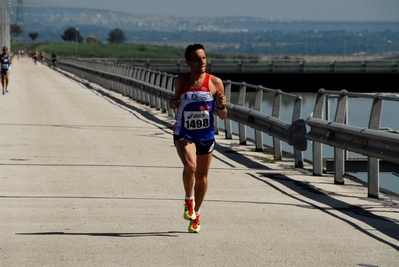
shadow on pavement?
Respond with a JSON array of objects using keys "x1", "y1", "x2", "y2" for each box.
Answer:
[
  {"x1": 252, "y1": 172, "x2": 399, "y2": 251},
  {"x1": 16, "y1": 231, "x2": 186, "y2": 238}
]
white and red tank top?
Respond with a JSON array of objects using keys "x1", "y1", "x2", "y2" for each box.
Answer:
[{"x1": 174, "y1": 73, "x2": 215, "y2": 141}]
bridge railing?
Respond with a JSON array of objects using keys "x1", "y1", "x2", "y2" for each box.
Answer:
[
  {"x1": 223, "y1": 81, "x2": 306, "y2": 168},
  {"x1": 83, "y1": 58, "x2": 399, "y2": 73},
  {"x1": 306, "y1": 89, "x2": 399, "y2": 198},
  {"x1": 53, "y1": 58, "x2": 399, "y2": 199}
]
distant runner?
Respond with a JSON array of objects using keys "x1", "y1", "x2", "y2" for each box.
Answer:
[
  {"x1": 51, "y1": 51, "x2": 57, "y2": 67},
  {"x1": 1, "y1": 46, "x2": 12, "y2": 95}
]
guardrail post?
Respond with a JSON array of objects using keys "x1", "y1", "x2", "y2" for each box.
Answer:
[
  {"x1": 113, "y1": 64, "x2": 119, "y2": 93},
  {"x1": 148, "y1": 72, "x2": 155, "y2": 107},
  {"x1": 145, "y1": 71, "x2": 153, "y2": 106},
  {"x1": 102, "y1": 63, "x2": 108, "y2": 89},
  {"x1": 167, "y1": 75, "x2": 176, "y2": 117},
  {"x1": 117, "y1": 65, "x2": 123, "y2": 93},
  {"x1": 312, "y1": 89, "x2": 326, "y2": 175},
  {"x1": 116, "y1": 65, "x2": 123, "y2": 94},
  {"x1": 238, "y1": 83, "x2": 247, "y2": 145},
  {"x1": 254, "y1": 87, "x2": 263, "y2": 151},
  {"x1": 121, "y1": 65, "x2": 127, "y2": 94},
  {"x1": 110, "y1": 64, "x2": 116, "y2": 90},
  {"x1": 122, "y1": 65, "x2": 129, "y2": 96},
  {"x1": 272, "y1": 90, "x2": 282, "y2": 159},
  {"x1": 368, "y1": 161, "x2": 379, "y2": 198},
  {"x1": 293, "y1": 96, "x2": 304, "y2": 168},
  {"x1": 367, "y1": 95, "x2": 383, "y2": 198},
  {"x1": 223, "y1": 81, "x2": 233, "y2": 139},
  {"x1": 101, "y1": 63, "x2": 107, "y2": 89},
  {"x1": 95, "y1": 62, "x2": 101, "y2": 86},
  {"x1": 133, "y1": 68, "x2": 142, "y2": 101},
  {"x1": 105, "y1": 63, "x2": 110, "y2": 88},
  {"x1": 333, "y1": 90, "x2": 348, "y2": 184},
  {"x1": 154, "y1": 72, "x2": 162, "y2": 110},
  {"x1": 139, "y1": 69, "x2": 147, "y2": 104},
  {"x1": 160, "y1": 74, "x2": 168, "y2": 113},
  {"x1": 127, "y1": 66, "x2": 134, "y2": 98},
  {"x1": 109, "y1": 63, "x2": 115, "y2": 90}
]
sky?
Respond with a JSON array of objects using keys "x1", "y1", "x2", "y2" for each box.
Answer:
[{"x1": 23, "y1": 0, "x2": 399, "y2": 22}]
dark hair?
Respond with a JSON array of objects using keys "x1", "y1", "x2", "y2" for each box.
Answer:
[{"x1": 184, "y1": 43, "x2": 205, "y2": 61}]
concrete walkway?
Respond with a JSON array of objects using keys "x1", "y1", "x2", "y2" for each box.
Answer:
[{"x1": 1, "y1": 58, "x2": 399, "y2": 267}]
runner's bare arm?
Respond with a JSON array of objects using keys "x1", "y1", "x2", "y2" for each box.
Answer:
[{"x1": 211, "y1": 76, "x2": 227, "y2": 119}]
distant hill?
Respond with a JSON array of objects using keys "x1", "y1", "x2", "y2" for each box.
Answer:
[
  {"x1": 10, "y1": 6, "x2": 399, "y2": 56},
  {"x1": 12, "y1": 6, "x2": 399, "y2": 36}
]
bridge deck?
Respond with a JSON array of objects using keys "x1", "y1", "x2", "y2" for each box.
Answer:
[{"x1": 1, "y1": 58, "x2": 398, "y2": 266}]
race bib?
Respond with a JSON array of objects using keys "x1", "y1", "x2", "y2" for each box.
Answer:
[
  {"x1": 183, "y1": 111, "x2": 210, "y2": 130},
  {"x1": 1, "y1": 63, "x2": 8, "y2": 70}
]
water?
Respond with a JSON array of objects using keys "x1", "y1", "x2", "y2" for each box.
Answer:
[{"x1": 228, "y1": 91, "x2": 399, "y2": 195}]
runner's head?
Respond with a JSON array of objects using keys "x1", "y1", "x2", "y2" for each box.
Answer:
[{"x1": 185, "y1": 44, "x2": 205, "y2": 61}]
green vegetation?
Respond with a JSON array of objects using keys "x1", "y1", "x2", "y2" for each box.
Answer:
[
  {"x1": 61, "y1": 28, "x2": 84, "y2": 43},
  {"x1": 107, "y1": 28, "x2": 126, "y2": 44},
  {"x1": 11, "y1": 42, "x2": 184, "y2": 59},
  {"x1": 10, "y1": 41, "x2": 243, "y2": 60},
  {"x1": 10, "y1": 23, "x2": 23, "y2": 40},
  {"x1": 28, "y1": 32, "x2": 39, "y2": 42}
]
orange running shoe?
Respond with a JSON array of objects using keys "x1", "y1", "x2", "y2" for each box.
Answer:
[
  {"x1": 183, "y1": 199, "x2": 196, "y2": 220},
  {"x1": 188, "y1": 214, "x2": 201, "y2": 233}
]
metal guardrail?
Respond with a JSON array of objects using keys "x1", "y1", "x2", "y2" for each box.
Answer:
[
  {"x1": 50, "y1": 58, "x2": 399, "y2": 199},
  {"x1": 307, "y1": 118, "x2": 399, "y2": 163},
  {"x1": 222, "y1": 82, "x2": 306, "y2": 168},
  {"x1": 86, "y1": 58, "x2": 399, "y2": 73},
  {"x1": 306, "y1": 89, "x2": 399, "y2": 198},
  {"x1": 55, "y1": 58, "x2": 307, "y2": 168}
]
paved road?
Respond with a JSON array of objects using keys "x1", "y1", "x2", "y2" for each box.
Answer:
[{"x1": 1, "y1": 58, "x2": 399, "y2": 267}]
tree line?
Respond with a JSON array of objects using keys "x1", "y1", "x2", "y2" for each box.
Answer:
[
  {"x1": 10, "y1": 23, "x2": 399, "y2": 56},
  {"x1": 11, "y1": 24, "x2": 126, "y2": 44}
]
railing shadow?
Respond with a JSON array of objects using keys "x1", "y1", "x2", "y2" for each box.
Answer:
[
  {"x1": 249, "y1": 172, "x2": 399, "y2": 251},
  {"x1": 214, "y1": 143, "x2": 271, "y2": 170},
  {"x1": 83, "y1": 81, "x2": 174, "y2": 133}
]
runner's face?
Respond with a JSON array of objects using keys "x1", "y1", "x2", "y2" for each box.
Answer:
[{"x1": 188, "y1": 49, "x2": 206, "y2": 74}]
